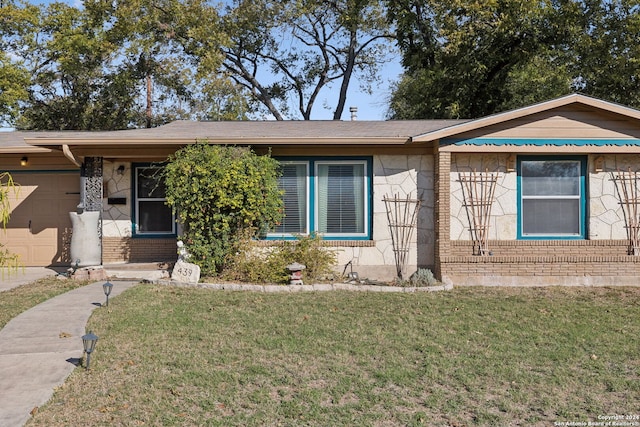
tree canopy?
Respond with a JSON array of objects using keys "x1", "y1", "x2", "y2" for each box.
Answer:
[
  {"x1": 0, "y1": 0, "x2": 393, "y2": 129},
  {"x1": 387, "y1": 0, "x2": 640, "y2": 119},
  {"x1": 2, "y1": 0, "x2": 640, "y2": 127},
  {"x1": 212, "y1": 0, "x2": 393, "y2": 120}
]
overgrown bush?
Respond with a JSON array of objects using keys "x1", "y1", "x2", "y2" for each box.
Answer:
[
  {"x1": 163, "y1": 143, "x2": 283, "y2": 276},
  {"x1": 0, "y1": 172, "x2": 20, "y2": 276},
  {"x1": 222, "y1": 233, "x2": 338, "y2": 284}
]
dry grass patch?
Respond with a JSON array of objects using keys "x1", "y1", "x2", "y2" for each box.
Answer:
[
  {"x1": 0, "y1": 276, "x2": 88, "y2": 329},
  {"x1": 27, "y1": 285, "x2": 640, "y2": 426}
]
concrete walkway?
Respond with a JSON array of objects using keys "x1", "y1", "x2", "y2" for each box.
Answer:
[
  {"x1": 0, "y1": 280, "x2": 139, "y2": 427},
  {"x1": 0, "y1": 267, "x2": 64, "y2": 293}
]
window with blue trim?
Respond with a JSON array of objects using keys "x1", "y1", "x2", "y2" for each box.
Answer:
[
  {"x1": 270, "y1": 158, "x2": 372, "y2": 240},
  {"x1": 133, "y1": 165, "x2": 176, "y2": 236},
  {"x1": 517, "y1": 156, "x2": 586, "y2": 239}
]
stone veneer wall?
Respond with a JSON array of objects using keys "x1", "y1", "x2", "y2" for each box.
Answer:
[
  {"x1": 100, "y1": 156, "x2": 436, "y2": 278},
  {"x1": 450, "y1": 153, "x2": 516, "y2": 241},
  {"x1": 439, "y1": 153, "x2": 640, "y2": 285},
  {"x1": 102, "y1": 162, "x2": 176, "y2": 263},
  {"x1": 589, "y1": 154, "x2": 640, "y2": 240},
  {"x1": 102, "y1": 161, "x2": 133, "y2": 239},
  {"x1": 333, "y1": 154, "x2": 436, "y2": 281},
  {"x1": 450, "y1": 154, "x2": 640, "y2": 244}
]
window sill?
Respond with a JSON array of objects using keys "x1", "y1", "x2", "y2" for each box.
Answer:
[{"x1": 256, "y1": 240, "x2": 375, "y2": 247}]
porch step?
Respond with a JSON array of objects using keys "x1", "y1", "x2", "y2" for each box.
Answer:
[{"x1": 102, "y1": 262, "x2": 172, "y2": 281}]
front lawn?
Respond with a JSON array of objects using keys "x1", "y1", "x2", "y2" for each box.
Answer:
[{"x1": 28, "y1": 285, "x2": 640, "y2": 426}]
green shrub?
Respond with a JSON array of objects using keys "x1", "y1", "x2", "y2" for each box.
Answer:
[
  {"x1": 163, "y1": 143, "x2": 283, "y2": 276},
  {"x1": 222, "y1": 234, "x2": 338, "y2": 284},
  {"x1": 0, "y1": 172, "x2": 20, "y2": 276}
]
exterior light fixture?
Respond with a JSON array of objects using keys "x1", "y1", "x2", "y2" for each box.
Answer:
[
  {"x1": 116, "y1": 165, "x2": 125, "y2": 175},
  {"x1": 102, "y1": 281, "x2": 113, "y2": 307},
  {"x1": 81, "y1": 331, "x2": 99, "y2": 370},
  {"x1": 20, "y1": 157, "x2": 28, "y2": 166}
]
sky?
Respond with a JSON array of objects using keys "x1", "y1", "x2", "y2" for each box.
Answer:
[
  {"x1": 315, "y1": 60, "x2": 403, "y2": 121},
  {"x1": 29, "y1": 0, "x2": 403, "y2": 122},
  {"x1": 286, "y1": 59, "x2": 402, "y2": 121}
]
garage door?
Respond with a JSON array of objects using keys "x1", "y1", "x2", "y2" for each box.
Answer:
[{"x1": 0, "y1": 172, "x2": 80, "y2": 266}]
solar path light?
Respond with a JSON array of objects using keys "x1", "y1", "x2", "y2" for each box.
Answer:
[
  {"x1": 82, "y1": 331, "x2": 99, "y2": 370},
  {"x1": 102, "y1": 281, "x2": 113, "y2": 307}
]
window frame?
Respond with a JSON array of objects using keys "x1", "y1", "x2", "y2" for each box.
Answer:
[
  {"x1": 132, "y1": 163, "x2": 176, "y2": 237},
  {"x1": 272, "y1": 160, "x2": 310, "y2": 236},
  {"x1": 268, "y1": 157, "x2": 373, "y2": 240},
  {"x1": 517, "y1": 155, "x2": 587, "y2": 240}
]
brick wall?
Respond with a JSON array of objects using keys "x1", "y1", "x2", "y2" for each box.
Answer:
[
  {"x1": 449, "y1": 239, "x2": 631, "y2": 257},
  {"x1": 103, "y1": 237, "x2": 176, "y2": 263},
  {"x1": 440, "y1": 240, "x2": 640, "y2": 285},
  {"x1": 434, "y1": 150, "x2": 451, "y2": 280}
]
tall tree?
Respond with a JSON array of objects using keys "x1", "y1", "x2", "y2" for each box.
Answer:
[
  {"x1": 4, "y1": 0, "x2": 393, "y2": 128},
  {"x1": 82, "y1": 0, "x2": 202, "y2": 127},
  {"x1": 0, "y1": 1, "x2": 35, "y2": 126},
  {"x1": 388, "y1": 0, "x2": 572, "y2": 119},
  {"x1": 388, "y1": 0, "x2": 640, "y2": 119},
  {"x1": 181, "y1": 0, "x2": 394, "y2": 120},
  {"x1": 2, "y1": 0, "x2": 230, "y2": 130},
  {"x1": 0, "y1": 52, "x2": 29, "y2": 126},
  {"x1": 568, "y1": 0, "x2": 640, "y2": 105},
  {"x1": 5, "y1": 2, "x2": 141, "y2": 130}
]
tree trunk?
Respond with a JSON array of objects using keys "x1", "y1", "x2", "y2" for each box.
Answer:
[
  {"x1": 333, "y1": 30, "x2": 357, "y2": 120},
  {"x1": 146, "y1": 73, "x2": 152, "y2": 128}
]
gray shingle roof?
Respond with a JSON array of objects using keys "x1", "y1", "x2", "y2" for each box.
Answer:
[{"x1": 1, "y1": 120, "x2": 467, "y2": 151}]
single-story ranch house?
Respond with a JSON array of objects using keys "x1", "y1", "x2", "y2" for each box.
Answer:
[{"x1": 3, "y1": 93, "x2": 640, "y2": 286}]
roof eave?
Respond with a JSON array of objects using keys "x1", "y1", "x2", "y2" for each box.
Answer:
[
  {"x1": 411, "y1": 94, "x2": 640, "y2": 143},
  {"x1": 0, "y1": 146, "x2": 53, "y2": 154},
  {"x1": 24, "y1": 137, "x2": 413, "y2": 146}
]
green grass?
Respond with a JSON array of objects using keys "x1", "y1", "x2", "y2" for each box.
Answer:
[
  {"x1": 0, "y1": 277, "x2": 87, "y2": 329},
  {"x1": 26, "y1": 285, "x2": 640, "y2": 426}
]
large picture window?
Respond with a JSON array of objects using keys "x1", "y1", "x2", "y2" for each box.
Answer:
[
  {"x1": 134, "y1": 165, "x2": 175, "y2": 235},
  {"x1": 271, "y1": 158, "x2": 371, "y2": 239},
  {"x1": 518, "y1": 156, "x2": 586, "y2": 239}
]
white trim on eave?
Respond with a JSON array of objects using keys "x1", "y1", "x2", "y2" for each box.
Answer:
[
  {"x1": 411, "y1": 94, "x2": 640, "y2": 143},
  {"x1": 0, "y1": 146, "x2": 52, "y2": 154}
]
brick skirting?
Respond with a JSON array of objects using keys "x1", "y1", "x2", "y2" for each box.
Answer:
[
  {"x1": 103, "y1": 237, "x2": 176, "y2": 263},
  {"x1": 440, "y1": 240, "x2": 640, "y2": 285},
  {"x1": 450, "y1": 239, "x2": 633, "y2": 257}
]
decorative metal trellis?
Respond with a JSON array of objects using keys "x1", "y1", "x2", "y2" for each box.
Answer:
[
  {"x1": 459, "y1": 169, "x2": 499, "y2": 256},
  {"x1": 80, "y1": 157, "x2": 103, "y2": 255},
  {"x1": 383, "y1": 193, "x2": 421, "y2": 280},
  {"x1": 612, "y1": 168, "x2": 640, "y2": 255},
  {"x1": 81, "y1": 157, "x2": 103, "y2": 212}
]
